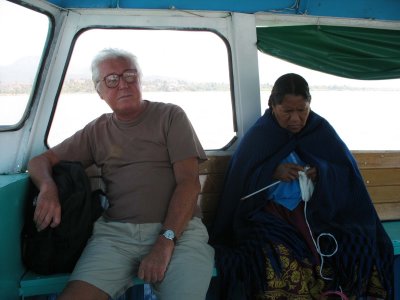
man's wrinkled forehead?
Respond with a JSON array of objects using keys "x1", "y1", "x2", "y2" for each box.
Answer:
[{"x1": 98, "y1": 57, "x2": 136, "y2": 74}]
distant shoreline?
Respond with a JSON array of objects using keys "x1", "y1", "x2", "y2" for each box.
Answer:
[{"x1": 1, "y1": 79, "x2": 399, "y2": 95}]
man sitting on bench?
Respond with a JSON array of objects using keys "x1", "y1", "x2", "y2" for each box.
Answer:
[{"x1": 28, "y1": 48, "x2": 215, "y2": 300}]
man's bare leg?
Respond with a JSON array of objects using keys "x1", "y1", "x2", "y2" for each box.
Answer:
[{"x1": 58, "y1": 280, "x2": 109, "y2": 300}]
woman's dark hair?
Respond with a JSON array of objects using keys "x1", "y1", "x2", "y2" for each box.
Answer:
[{"x1": 268, "y1": 73, "x2": 311, "y2": 108}]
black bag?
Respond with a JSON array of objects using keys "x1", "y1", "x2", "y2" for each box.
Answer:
[{"x1": 22, "y1": 161, "x2": 103, "y2": 275}]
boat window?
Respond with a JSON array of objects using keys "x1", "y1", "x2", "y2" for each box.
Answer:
[
  {"x1": 47, "y1": 29, "x2": 233, "y2": 150},
  {"x1": 258, "y1": 52, "x2": 400, "y2": 151},
  {"x1": 0, "y1": 0, "x2": 49, "y2": 127}
]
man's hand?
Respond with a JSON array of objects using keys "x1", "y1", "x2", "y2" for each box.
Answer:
[
  {"x1": 136, "y1": 157, "x2": 199, "y2": 283},
  {"x1": 34, "y1": 182, "x2": 61, "y2": 231},
  {"x1": 28, "y1": 150, "x2": 62, "y2": 231},
  {"x1": 137, "y1": 237, "x2": 175, "y2": 283}
]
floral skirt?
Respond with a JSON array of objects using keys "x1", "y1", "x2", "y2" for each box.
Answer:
[{"x1": 255, "y1": 243, "x2": 387, "y2": 300}]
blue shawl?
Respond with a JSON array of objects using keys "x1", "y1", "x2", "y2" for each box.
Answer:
[{"x1": 210, "y1": 109, "x2": 393, "y2": 299}]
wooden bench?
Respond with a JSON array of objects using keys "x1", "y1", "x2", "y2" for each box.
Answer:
[
  {"x1": 352, "y1": 151, "x2": 400, "y2": 221},
  {"x1": 15, "y1": 152, "x2": 400, "y2": 298},
  {"x1": 199, "y1": 152, "x2": 400, "y2": 225}
]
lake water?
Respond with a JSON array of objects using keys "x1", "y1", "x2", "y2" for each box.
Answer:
[{"x1": 1, "y1": 90, "x2": 399, "y2": 150}]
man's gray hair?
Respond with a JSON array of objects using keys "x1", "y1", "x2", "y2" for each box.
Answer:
[{"x1": 91, "y1": 48, "x2": 142, "y2": 84}]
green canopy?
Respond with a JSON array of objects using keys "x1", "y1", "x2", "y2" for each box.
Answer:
[{"x1": 257, "y1": 25, "x2": 400, "y2": 80}]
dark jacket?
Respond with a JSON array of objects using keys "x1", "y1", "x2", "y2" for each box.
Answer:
[{"x1": 210, "y1": 109, "x2": 393, "y2": 299}]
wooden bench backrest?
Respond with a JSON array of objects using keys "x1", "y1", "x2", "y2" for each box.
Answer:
[
  {"x1": 353, "y1": 151, "x2": 400, "y2": 221},
  {"x1": 198, "y1": 151, "x2": 400, "y2": 228},
  {"x1": 198, "y1": 156, "x2": 231, "y2": 228}
]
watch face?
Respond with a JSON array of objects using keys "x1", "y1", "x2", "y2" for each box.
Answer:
[{"x1": 164, "y1": 230, "x2": 175, "y2": 240}]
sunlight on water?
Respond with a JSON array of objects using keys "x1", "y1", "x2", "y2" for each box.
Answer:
[
  {"x1": 47, "y1": 91, "x2": 235, "y2": 150},
  {"x1": 1, "y1": 90, "x2": 398, "y2": 150},
  {"x1": 0, "y1": 95, "x2": 30, "y2": 124}
]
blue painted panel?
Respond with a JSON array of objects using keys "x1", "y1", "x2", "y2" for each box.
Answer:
[
  {"x1": 301, "y1": 0, "x2": 400, "y2": 21},
  {"x1": 44, "y1": 0, "x2": 400, "y2": 21}
]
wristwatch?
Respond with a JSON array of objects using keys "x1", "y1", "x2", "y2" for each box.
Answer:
[{"x1": 159, "y1": 229, "x2": 177, "y2": 244}]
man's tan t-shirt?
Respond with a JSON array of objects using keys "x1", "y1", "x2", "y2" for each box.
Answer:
[{"x1": 52, "y1": 101, "x2": 207, "y2": 223}]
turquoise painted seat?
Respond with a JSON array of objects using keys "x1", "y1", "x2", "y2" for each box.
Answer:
[
  {"x1": 383, "y1": 221, "x2": 400, "y2": 256},
  {"x1": 18, "y1": 272, "x2": 145, "y2": 298},
  {"x1": 0, "y1": 174, "x2": 30, "y2": 300}
]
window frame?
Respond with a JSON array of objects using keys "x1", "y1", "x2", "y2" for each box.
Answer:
[{"x1": 46, "y1": 26, "x2": 237, "y2": 150}]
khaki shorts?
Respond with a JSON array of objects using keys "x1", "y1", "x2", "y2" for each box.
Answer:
[{"x1": 69, "y1": 217, "x2": 215, "y2": 300}]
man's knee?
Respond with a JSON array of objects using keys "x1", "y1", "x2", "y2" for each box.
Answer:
[{"x1": 58, "y1": 280, "x2": 109, "y2": 300}]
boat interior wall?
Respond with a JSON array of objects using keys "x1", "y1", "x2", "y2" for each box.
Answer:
[
  {"x1": 1, "y1": 0, "x2": 399, "y2": 298},
  {"x1": 3, "y1": 1, "x2": 400, "y2": 174},
  {"x1": 1, "y1": 7, "x2": 262, "y2": 174},
  {"x1": 254, "y1": 13, "x2": 400, "y2": 30},
  {"x1": 26, "y1": 0, "x2": 400, "y2": 22}
]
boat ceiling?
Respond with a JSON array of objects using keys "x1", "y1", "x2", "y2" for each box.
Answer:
[{"x1": 42, "y1": 0, "x2": 400, "y2": 22}]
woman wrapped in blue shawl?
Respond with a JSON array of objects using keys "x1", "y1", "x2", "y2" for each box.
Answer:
[{"x1": 210, "y1": 73, "x2": 393, "y2": 299}]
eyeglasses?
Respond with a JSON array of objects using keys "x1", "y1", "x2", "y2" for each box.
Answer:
[{"x1": 100, "y1": 69, "x2": 139, "y2": 88}]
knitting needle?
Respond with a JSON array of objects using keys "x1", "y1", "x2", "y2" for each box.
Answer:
[{"x1": 240, "y1": 180, "x2": 281, "y2": 200}]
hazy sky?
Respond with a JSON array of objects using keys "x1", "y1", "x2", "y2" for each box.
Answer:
[
  {"x1": 67, "y1": 29, "x2": 231, "y2": 83},
  {"x1": 0, "y1": 0, "x2": 49, "y2": 65}
]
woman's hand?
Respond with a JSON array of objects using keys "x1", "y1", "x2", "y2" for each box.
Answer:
[
  {"x1": 306, "y1": 167, "x2": 318, "y2": 182},
  {"x1": 273, "y1": 163, "x2": 304, "y2": 182}
]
